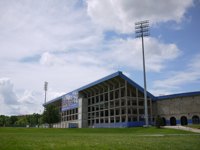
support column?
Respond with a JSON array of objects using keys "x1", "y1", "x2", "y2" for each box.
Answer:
[
  {"x1": 125, "y1": 80, "x2": 128, "y2": 122},
  {"x1": 150, "y1": 98, "x2": 153, "y2": 124},
  {"x1": 107, "y1": 84, "x2": 111, "y2": 123},
  {"x1": 136, "y1": 88, "x2": 139, "y2": 121},
  {"x1": 103, "y1": 86, "x2": 105, "y2": 123},
  {"x1": 119, "y1": 80, "x2": 122, "y2": 123}
]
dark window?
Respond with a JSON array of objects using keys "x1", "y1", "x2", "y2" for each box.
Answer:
[
  {"x1": 121, "y1": 88, "x2": 125, "y2": 97},
  {"x1": 115, "y1": 109, "x2": 120, "y2": 115},
  {"x1": 115, "y1": 90, "x2": 119, "y2": 99},
  {"x1": 121, "y1": 109, "x2": 126, "y2": 114},
  {"x1": 115, "y1": 100, "x2": 120, "y2": 107},
  {"x1": 110, "y1": 109, "x2": 114, "y2": 116},
  {"x1": 88, "y1": 98, "x2": 91, "y2": 105},
  {"x1": 116, "y1": 117, "x2": 120, "y2": 122},
  {"x1": 110, "y1": 91, "x2": 114, "y2": 100},
  {"x1": 105, "y1": 93, "x2": 108, "y2": 101},
  {"x1": 96, "y1": 96, "x2": 99, "y2": 103},
  {"x1": 100, "y1": 111, "x2": 104, "y2": 117},
  {"x1": 110, "y1": 101, "x2": 114, "y2": 108},
  {"x1": 132, "y1": 100, "x2": 137, "y2": 106},
  {"x1": 110, "y1": 117, "x2": 114, "y2": 123},
  {"x1": 96, "y1": 112, "x2": 99, "y2": 117},
  {"x1": 139, "y1": 109, "x2": 144, "y2": 114},
  {"x1": 128, "y1": 108, "x2": 131, "y2": 114},
  {"x1": 105, "y1": 110, "x2": 108, "y2": 116},
  {"x1": 139, "y1": 101, "x2": 144, "y2": 106},
  {"x1": 92, "y1": 97, "x2": 95, "y2": 104},
  {"x1": 100, "y1": 94, "x2": 104, "y2": 102},
  {"x1": 121, "y1": 99, "x2": 125, "y2": 106},
  {"x1": 122, "y1": 117, "x2": 126, "y2": 122}
]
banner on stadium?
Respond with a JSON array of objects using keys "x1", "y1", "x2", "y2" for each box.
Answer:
[{"x1": 62, "y1": 91, "x2": 78, "y2": 111}]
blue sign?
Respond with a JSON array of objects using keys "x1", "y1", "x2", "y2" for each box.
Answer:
[{"x1": 62, "y1": 91, "x2": 78, "y2": 111}]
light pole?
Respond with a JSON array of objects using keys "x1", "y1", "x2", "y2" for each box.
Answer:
[
  {"x1": 135, "y1": 20, "x2": 149, "y2": 127},
  {"x1": 44, "y1": 81, "x2": 48, "y2": 104}
]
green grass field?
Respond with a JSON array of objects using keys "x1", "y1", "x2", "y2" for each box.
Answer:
[
  {"x1": 0, "y1": 127, "x2": 200, "y2": 150},
  {"x1": 187, "y1": 124, "x2": 200, "y2": 129}
]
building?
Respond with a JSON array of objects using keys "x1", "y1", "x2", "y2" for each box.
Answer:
[{"x1": 44, "y1": 71, "x2": 200, "y2": 128}]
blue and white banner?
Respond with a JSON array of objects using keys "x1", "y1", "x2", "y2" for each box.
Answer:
[{"x1": 62, "y1": 91, "x2": 78, "y2": 111}]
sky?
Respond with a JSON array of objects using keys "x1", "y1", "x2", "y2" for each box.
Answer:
[{"x1": 0, "y1": 0, "x2": 200, "y2": 116}]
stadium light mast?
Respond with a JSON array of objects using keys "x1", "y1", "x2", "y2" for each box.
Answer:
[
  {"x1": 44, "y1": 81, "x2": 48, "y2": 104},
  {"x1": 135, "y1": 20, "x2": 150, "y2": 127}
]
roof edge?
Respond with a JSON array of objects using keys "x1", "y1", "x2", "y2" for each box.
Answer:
[
  {"x1": 44, "y1": 71, "x2": 122, "y2": 105},
  {"x1": 155, "y1": 91, "x2": 200, "y2": 100}
]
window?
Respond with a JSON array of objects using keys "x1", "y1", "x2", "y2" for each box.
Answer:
[
  {"x1": 115, "y1": 90, "x2": 119, "y2": 99},
  {"x1": 121, "y1": 88, "x2": 125, "y2": 97},
  {"x1": 110, "y1": 109, "x2": 114, "y2": 116},
  {"x1": 105, "y1": 93, "x2": 108, "y2": 101},
  {"x1": 110, "y1": 91, "x2": 114, "y2": 100}
]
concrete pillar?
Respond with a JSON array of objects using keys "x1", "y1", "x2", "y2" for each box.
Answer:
[
  {"x1": 125, "y1": 80, "x2": 128, "y2": 122},
  {"x1": 136, "y1": 88, "x2": 139, "y2": 121}
]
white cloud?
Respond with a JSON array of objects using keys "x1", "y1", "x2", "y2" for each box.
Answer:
[
  {"x1": 40, "y1": 52, "x2": 67, "y2": 66},
  {"x1": 101, "y1": 37, "x2": 181, "y2": 72},
  {"x1": 0, "y1": 78, "x2": 18, "y2": 105},
  {"x1": 152, "y1": 54, "x2": 200, "y2": 95},
  {"x1": 86, "y1": 0, "x2": 193, "y2": 33},
  {"x1": 0, "y1": 78, "x2": 19, "y2": 115},
  {"x1": 0, "y1": 0, "x2": 102, "y2": 61}
]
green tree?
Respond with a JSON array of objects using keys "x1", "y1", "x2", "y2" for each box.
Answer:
[
  {"x1": 15, "y1": 116, "x2": 28, "y2": 127},
  {"x1": 155, "y1": 115, "x2": 164, "y2": 128},
  {"x1": 5, "y1": 116, "x2": 11, "y2": 126},
  {"x1": 10, "y1": 116, "x2": 18, "y2": 126},
  {"x1": 0, "y1": 115, "x2": 6, "y2": 127},
  {"x1": 43, "y1": 105, "x2": 60, "y2": 128},
  {"x1": 26, "y1": 113, "x2": 41, "y2": 127}
]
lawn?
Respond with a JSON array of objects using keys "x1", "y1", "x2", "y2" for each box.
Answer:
[
  {"x1": 187, "y1": 124, "x2": 200, "y2": 129},
  {"x1": 0, "y1": 127, "x2": 200, "y2": 150}
]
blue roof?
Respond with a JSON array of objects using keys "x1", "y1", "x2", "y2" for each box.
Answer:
[
  {"x1": 44, "y1": 71, "x2": 156, "y2": 106},
  {"x1": 44, "y1": 71, "x2": 200, "y2": 105},
  {"x1": 155, "y1": 91, "x2": 200, "y2": 100},
  {"x1": 44, "y1": 72, "x2": 122, "y2": 105}
]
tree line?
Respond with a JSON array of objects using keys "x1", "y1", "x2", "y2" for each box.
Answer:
[
  {"x1": 0, "y1": 104, "x2": 60, "y2": 127},
  {"x1": 0, "y1": 113, "x2": 42, "y2": 127}
]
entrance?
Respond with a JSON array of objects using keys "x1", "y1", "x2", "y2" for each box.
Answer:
[
  {"x1": 180, "y1": 116, "x2": 188, "y2": 125},
  {"x1": 192, "y1": 115, "x2": 199, "y2": 124},
  {"x1": 162, "y1": 117, "x2": 166, "y2": 126},
  {"x1": 170, "y1": 117, "x2": 176, "y2": 126}
]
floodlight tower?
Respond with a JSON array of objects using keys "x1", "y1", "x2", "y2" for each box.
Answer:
[
  {"x1": 44, "y1": 81, "x2": 48, "y2": 104},
  {"x1": 135, "y1": 20, "x2": 150, "y2": 127}
]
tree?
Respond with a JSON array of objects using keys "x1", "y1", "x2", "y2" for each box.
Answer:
[
  {"x1": 43, "y1": 105, "x2": 60, "y2": 128},
  {"x1": 15, "y1": 116, "x2": 28, "y2": 127},
  {"x1": 0, "y1": 115, "x2": 6, "y2": 127},
  {"x1": 155, "y1": 115, "x2": 164, "y2": 128},
  {"x1": 10, "y1": 116, "x2": 18, "y2": 126},
  {"x1": 27, "y1": 113, "x2": 41, "y2": 127},
  {"x1": 5, "y1": 116, "x2": 11, "y2": 126}
]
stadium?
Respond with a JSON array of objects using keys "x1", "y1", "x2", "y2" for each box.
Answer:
[{"x1": 44, "y1": 71, "x2": 200, "y2": 128}]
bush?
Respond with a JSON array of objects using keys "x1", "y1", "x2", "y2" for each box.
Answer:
[{"x1": 155, "y1": 115, "x2": 164, "y2": 128}]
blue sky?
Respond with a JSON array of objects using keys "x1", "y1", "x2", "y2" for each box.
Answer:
[{"x1": 0, "y1": 0, "x2": 200, "y2": 115}]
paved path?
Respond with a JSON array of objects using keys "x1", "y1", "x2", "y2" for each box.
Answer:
[{"x1": 164, "y1": 125, "x2": 200, "y2": 133}]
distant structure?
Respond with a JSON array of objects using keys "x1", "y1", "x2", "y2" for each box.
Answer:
[
  {"x1": 44, "y1": 81, "x2": 48, "y2": 104},
  {"x1": 43, "y1": 71, "x2": 200, "y2": 128}
]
